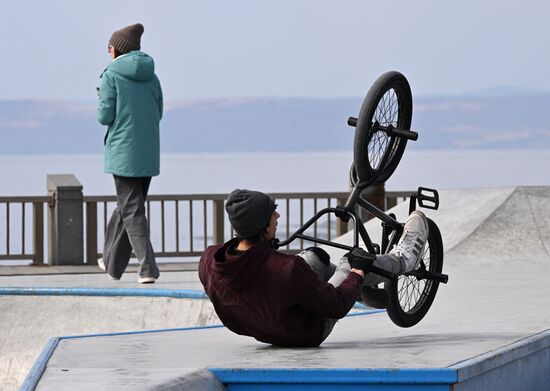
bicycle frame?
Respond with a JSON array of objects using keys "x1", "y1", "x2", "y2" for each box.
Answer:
[
  {"x1": 274, "y1": 182, "x2": 402, "y2": 280},
  {"x1": 273, "y1": 182, "x2": 448, "y2": 284}
]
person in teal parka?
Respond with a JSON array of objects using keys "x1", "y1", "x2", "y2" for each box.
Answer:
[{"x1": 96, "y1": 23, "x2": 163, "y2": 283}]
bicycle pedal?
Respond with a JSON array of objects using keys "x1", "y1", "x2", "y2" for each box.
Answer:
[{"x1": 416, "y1": 187, "x2": 439, "y2": 210}]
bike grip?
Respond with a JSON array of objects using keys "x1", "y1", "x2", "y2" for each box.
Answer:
[
  {"x1": 429, "y1": 271, "x2": 449, "y2": 284},
  {"x1": 390, "y1": 128, "x2": 418, "y2": 141},
  {"x1": 347, "y1": 116, "x2": 358, "y2": 127},
  {"x1": 269, "y1": 238, "x2": 281, "y2": 249}
]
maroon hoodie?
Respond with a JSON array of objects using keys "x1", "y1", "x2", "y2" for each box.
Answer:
[{"x1": 198, "y1": 238, "x2": 362, "y2": 347}]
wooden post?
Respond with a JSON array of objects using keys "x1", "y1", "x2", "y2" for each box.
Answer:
[
  {"x1": 86, "y1": 201, "x2": 98, "y2": 265},
  {"x1": 32, "y1": 201, "x2": 44, "y2": 265},
  {"x1": 386, "y1": 196, "x2": 398, "y2": 210},
  {"x1": 212, "y1": 199, "x2": 225, "y2": 245},
  {"x1": 362, "y1": 182, "x2": 386, "y2": 220},
  {"x1": 336, "y1": 197, "x2": 349, "y2": 237}
]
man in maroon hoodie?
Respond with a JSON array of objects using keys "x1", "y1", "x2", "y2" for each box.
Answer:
[{"x1": 199, "y1": 189, "x2": 428, "y2": 347}]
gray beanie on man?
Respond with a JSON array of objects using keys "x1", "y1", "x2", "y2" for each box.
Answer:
[
  {"x1": 225, "y1": 189, "x2": 276, "y2": 239},
  {"x1": 109, "y1": 23, "x2": 144, "y2": 54}
]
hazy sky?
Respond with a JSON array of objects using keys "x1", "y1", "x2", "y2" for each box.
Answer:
[{"x1": 1, "y1": 0, "x2": 549, "y2": 102}]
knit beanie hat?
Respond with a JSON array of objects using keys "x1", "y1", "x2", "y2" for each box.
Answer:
[
  {"x1": 225, "y1": 189, "x2": 277, "y2": 239},
  {"x1": 109, "y1": 23, "x2": 144, "y2": 54}
]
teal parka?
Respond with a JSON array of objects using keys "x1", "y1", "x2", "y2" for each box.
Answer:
[{"x1": 97, "y1": 51, "x2": 163, "y2": 177}]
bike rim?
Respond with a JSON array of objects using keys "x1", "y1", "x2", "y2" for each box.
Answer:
[
  {"x1": 368, "y1": 88, "x2": 400, "y2": 171},
  {"x1": 396, "y1": 243, "x2": 434, "y2": 313}
]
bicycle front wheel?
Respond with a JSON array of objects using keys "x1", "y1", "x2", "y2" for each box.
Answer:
[
  {"x1": 353, "y1": 71, "x2": 412, "y2": 185},
  {"x1": 384, "y1": 218, "x2": 444, "y2": 327}
]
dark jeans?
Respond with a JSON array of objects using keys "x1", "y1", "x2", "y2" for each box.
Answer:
[{"x1": 103, "y1": 175, "x2": 159, "y2": 279}]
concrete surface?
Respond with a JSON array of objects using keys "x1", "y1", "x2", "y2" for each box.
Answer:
[
  {"x1": 0, "y1": 262, "x2": 198, "y2": 276},
  {"x1": 30, "y1": 263, "x2": 550, "y2": 390},
  {"x1": 0, "y1": 267, "x2": 204, "y2": 290},
  {"x1": 0, "y1": 271, "x2": 367, "y2": 390},
  {"x1": 0, "y1": 266, "x2": 213, "y2": 390},
  {"x1": 6, "y1": 186, "x2": 550, "y2": 390}
]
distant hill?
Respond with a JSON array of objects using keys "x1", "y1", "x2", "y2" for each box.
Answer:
[{"x1": 1, "y1": 93, "x2": 550, "y2": 155}]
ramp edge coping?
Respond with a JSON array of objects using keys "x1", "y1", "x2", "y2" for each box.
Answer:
[
  {"x1": 449, "y1": 328, "x2": 550, "y2": 382},
  {"x1": 0, "y1": 287, "x2": 208, "y2": 299},
  {"x1": 210, "y1": 368, "x2": 457, "y2": 384},
  {"x1": 0, "y1": 287, "x2": 372, "y2": 312}
]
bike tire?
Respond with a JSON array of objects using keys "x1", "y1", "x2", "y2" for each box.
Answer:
[
  {"x1": 384, "y1": 218, "x2": 444, "y2": 328},
  {"x1": 349, "y1": 162, "x2": 359, "y2": 187},
  {"x1": 353, "y1": 71, "x2": 413, "y2": 185}
]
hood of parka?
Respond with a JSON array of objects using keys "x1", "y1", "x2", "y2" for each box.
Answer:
[
  {"x1": 108, "y1": 50, "x2": 155, "y2": 82},
  {"x1": 212, "y1": 238, "x2": 273, "y2": 291}
]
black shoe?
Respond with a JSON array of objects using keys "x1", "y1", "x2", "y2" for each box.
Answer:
[{"x1": 361, "y1": 285, "x2": 389, "y2": 309}]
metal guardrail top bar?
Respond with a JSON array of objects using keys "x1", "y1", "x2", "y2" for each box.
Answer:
[
  {"x1": 0, "y1": 196, "x2": 52, "y2": 202},
  {"x1": 2, "y1": 190, "x2": 413, "y2": 265},
  {"x1": 83, "y1": 192, "x2": 351, "y2": 202},
  {"x1": 82, "y1": 191, "x2": 412, "y2": 202}
]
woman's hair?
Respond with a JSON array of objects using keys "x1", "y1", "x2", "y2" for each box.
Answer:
[{"x1": 113, "y1": 48, "x2": 123, "y2": 58}]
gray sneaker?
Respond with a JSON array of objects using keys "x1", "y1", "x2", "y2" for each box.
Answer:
[{"x1": 389, "y1": 210, "x2": 429, "y2": 273}]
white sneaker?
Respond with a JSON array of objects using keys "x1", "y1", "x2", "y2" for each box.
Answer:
[
  {"x1": 389, "y1": 210, "x2": 429, "y2": 273},
  {"x1": 97, "y1": 258, "x2": 120, "y2": 281},
  {"x1": 138, "y1": 276, "x2": 156, "y2": 284},
  {"x1": 97, "y1": 257, "x2": 106, "y2": 271}
]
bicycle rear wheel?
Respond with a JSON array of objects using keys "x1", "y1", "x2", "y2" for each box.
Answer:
[
  {"x1": 384, "y1": 218, "x2": 443, "y2": 327},
  {"x1": 353, "y1": 71, "x2": 412, "y2": 185}
]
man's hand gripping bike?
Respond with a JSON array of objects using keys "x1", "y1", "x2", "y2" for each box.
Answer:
[{"x1": 272, "y1": 71, "x2": 449, "y2": 327}]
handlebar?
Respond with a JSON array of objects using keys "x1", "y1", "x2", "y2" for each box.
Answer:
[
  {"x1": 347, "y1": 116, "x2": 418, "y2": 141},
  {"x1": 347, "y1": 116, "x2": 358, "y2": 127}
]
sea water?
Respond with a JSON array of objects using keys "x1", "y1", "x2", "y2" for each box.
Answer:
[
  {"x1": 1, "y1": 150, "x2": 548, "y2": 265},
  {"x1": 1, "y1": 149, "x2": 548, "y2": 196}
]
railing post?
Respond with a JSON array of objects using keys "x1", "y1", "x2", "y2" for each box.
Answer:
[
  {"x1": 362, "y1": 182, "x2": 386, "y2": 220},
  {"x1": 86, "y1": 201, "x2": 98, "y2": 265},
  {"x1": 336, "y1": 197, "x2": 349, "y2": 237},
  {"x1": 47, "y1": 174, "x2": 84, "y2": 265},
  {"x1": 212, "y1": 199, "x2": 225, "y2": 245},
  {"x1": 386, "y1": 195, "x2": 398, "y2": 210},
  {"x1": 32, "y1": 201, "x2": 44, "y2": 265}
]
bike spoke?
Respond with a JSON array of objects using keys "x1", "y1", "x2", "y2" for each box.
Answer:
[
  {"x1": 367, "y1": 88, "x2": 400, "y2": 172},
  {"x1": 396, "y1": 238, "x2": 438, "y2": 314},
  {"x1": 398, "y1": 276, "x2": 417, "y2": 311},
  {"x1": 368, "y1": 131, "x2": 388, "y2": 169},
  {"x1": 379, "y1": 89, "x2": 398, "y2": 126},
  {"x1": 385, "y1": 90, "x2": 397, "y2": 126},
  {"x1": 398, "y1": 256, "x2": 431, "y2": 313}
]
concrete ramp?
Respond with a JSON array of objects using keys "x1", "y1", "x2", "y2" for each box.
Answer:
[
  {"x1": 327, "y1": 186, "x2": 550, "y2": 266},
  {"x1": 19, "y1": 187, "x2": 550, "y2": 390},
  {"x1": 0, "y1": 292, "x2": 219, "y2": 391},
  {"x1": 446, "y1": 186, "x2": 550, "y2": 266}
]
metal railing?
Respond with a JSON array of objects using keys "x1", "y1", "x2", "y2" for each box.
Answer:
[
  {"x1": 0, "y1": 196, "x2": 51, "y2": 264},
  {"x1": 1, "y1": 191, "x2": 411, "y2": 265}
]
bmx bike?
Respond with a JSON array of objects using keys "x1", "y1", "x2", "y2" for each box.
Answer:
[{"x1": 271, "y1": 71, "x2": 449, "y2": 328}]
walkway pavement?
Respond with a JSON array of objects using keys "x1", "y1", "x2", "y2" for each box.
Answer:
[{"x1": 0, "y1": 266, "x2": 203, "y2": 290}]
